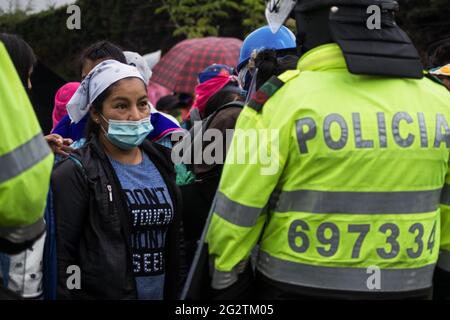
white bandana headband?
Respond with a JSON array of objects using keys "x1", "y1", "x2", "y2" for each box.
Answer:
[
  {"x1": 66, "y1": 59, "x2": 145, "y2": 123},
  {"x1": 124, "y1": 51, "x2": 152, "y2": 86}
]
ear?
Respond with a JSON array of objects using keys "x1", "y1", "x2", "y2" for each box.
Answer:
[{"x1": 89, "y1": 106, "x2": 101, "y2": 124}]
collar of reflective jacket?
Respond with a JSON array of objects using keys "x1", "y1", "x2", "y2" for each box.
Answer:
[
  {"x1": 246, "y1": 44, "x2": 347, "y2": 113},
  {"x1": 297, "y1": 43, "x2": 347, "y2": 73}
]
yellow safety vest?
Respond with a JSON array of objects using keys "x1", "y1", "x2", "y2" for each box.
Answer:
[
  {"x1": 0, "y1": 42, "x2": 53, "y2": 244},
  {"x1": 207, "y1": 44, "x2": 450, "y2": 292}
]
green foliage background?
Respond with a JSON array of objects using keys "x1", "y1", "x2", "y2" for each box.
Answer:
[{"x1": 0, "y1": 0, "x2": 449, "y2": 80}]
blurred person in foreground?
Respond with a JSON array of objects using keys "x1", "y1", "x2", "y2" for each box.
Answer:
[{"x1": 0, "y1": 36, "x2": 53, "y2": 299}]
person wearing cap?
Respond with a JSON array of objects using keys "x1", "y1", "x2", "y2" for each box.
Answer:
[
  {"x1": 189, "y1": 64, "x2": 241, "y2": 121},
  {"x1": 50, "y1": 60, "x2": 183, "y2": 300},
  {"x1": 178, "y1": 64, "x2": 247, "y2": 267}
]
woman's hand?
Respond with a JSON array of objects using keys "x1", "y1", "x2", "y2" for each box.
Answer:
[{"x1": 45, "y1": 134, "x2": 74, "y2": 157}]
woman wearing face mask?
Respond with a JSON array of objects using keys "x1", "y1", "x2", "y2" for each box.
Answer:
[
  {"x1": 51, "y1": 60, "x2": 183, "y2": 300},
  {"x1": 52, "y1": 41, "x2": 183, "y2": 150}
]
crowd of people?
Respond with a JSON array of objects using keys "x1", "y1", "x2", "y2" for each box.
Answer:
[{"x1": 1, "y1": 0, "x2": 450, "y2": 301}]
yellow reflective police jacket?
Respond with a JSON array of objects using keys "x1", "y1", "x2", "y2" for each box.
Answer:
[
  {"x1": 0, "y1": 42, "x2": 53, "y2": 244},
  {"x1": 206, "y1": 43, "x2": 450, "y2": 293}
]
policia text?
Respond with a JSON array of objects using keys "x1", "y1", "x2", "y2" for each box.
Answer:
[{"x1": 297, "y1": 112, "x2": 450, "y2": 153}]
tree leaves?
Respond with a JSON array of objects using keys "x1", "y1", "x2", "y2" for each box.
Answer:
[
  {"x1": 1, "y1": 0, "x2": 448, "y2": 79},
  {"x1": 157, "y1": 0, "x2": 243, "y2": 38}
]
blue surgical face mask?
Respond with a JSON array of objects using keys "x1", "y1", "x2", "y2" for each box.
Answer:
[{"x1": 101, "y1": 115, "x2": 153, "y2": 150}]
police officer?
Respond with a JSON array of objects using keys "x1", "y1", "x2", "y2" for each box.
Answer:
[
  {"x1": 205, "y1": 0, "x2": 450, "y2": 299},
  {"x1": 0, "y1": 40, "x2": 53, "y2": 297}
]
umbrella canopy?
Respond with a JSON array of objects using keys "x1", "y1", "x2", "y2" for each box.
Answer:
[{"x1": 151, "y1": 37, "x2": 243, "y2": 94}]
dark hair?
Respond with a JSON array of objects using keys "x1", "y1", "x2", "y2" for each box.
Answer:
[
  {"x1": 85, "y1": 85, "x2": 115, "y2": 138},
  {"x1": 0, "y1": 33, "x2": 37, "y2": 88},
  {"x1": 156, "y1": 95, "x2": 179, "y2": 113},
  {"x1": 254, "y1": 49, "x2": 299, "y2": 90},
  {"x1": 427, "y1": 39, "x2": 450, "y2": 68},
  {"x1": 204, "y1": 82, "x2": 245, "y2": 118},
  {"x1": 79, "y1": 40, "x2": 126, "y2": 75},
  {"x1": 176, "y1": 92, "x2": 194, "y2": 109}
]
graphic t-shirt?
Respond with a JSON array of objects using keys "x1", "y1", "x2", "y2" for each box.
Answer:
[{"x1": 109, "y1": 151, "x2": 174, "y2": 300}]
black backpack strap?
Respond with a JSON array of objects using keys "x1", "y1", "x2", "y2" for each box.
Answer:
[
  {"x1": 67, "y1": 154, "x2": 88, "y2": 182},
  {"x1": 215, "y1": 100, "x2": 245, "y2": 112},
  {"x1": 183, "y1": 100, "x2": 245, "y2": 172},
  {"x1": 190, "y1": 108, "x2": 202, "y2": 127},
  {"x1": 203, "y1": 100, "x2": 245, "y2": 130}
]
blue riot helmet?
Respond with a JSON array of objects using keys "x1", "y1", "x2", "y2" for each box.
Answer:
[
  {"x1": 237, "y1": 25, "x2": 297, "y2": 72},
  {"x1": 237, "y1": 25, "x2": 296, "y2": 92}
]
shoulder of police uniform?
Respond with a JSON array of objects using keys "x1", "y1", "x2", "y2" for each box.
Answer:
[
  {"x1": 278, "y1": 69, "x2": 301, "y2": 83},
  {"x1": 247, "y1": 70, "x2": 301, "y2": 113}
]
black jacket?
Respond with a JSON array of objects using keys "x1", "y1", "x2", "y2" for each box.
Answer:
[{"x1": 51, "y1": 136, "x2": 183, "y2": 300}]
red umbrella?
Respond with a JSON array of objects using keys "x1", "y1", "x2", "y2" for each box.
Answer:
[{"x1": 151, "y1": 37, "x2": 243, "y2": 94}]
